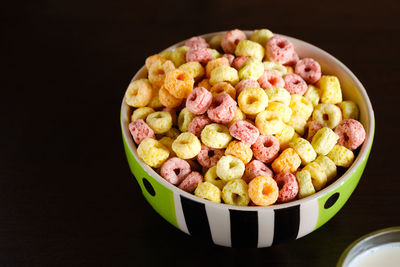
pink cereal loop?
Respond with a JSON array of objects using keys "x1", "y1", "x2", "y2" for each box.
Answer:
[
  {"x1": 196, "y1": 145, "x2": 225, "y2": 168},
  {"x1": 223, "y1": 54, "x2": 235, "y2": 65},
  {"x1": 251, "y1": 135, "x2": 280, "y2": 163},
  {"x1": 258, "y1": 70, "x2": 285, "y2": 90},
  {"x1": 334, "y1": 119, "x2": 366, "y2": 150},
  {"x1": 229, "y1": 120, "x2": 260, "y2": 146},
  {"x1": 221, "y1": 29, "x2": 247, "y2": 54},
  {"x1": 305, "y1": 121, "x2": 323, "y2": 141},
  {"x1": 232, "y1": 56, "x2": 249, "y2": 70},
  {"x1": 283, "y1": 73, "x2": 308, "y2": 95},
  {"x1": 235, "y1": 79, "x2": 260, "y2": 95},
  {"x1": 207, "y1": 93, "x2": 237, "y2": 124},
  {"x1": 243, "y1": 160, "x2": 274, "y2": 183},
  {"x1": 185, "y1": 36, "x2": 210, "y2": 49},
  {"x1": 178, "y1": 171, "x2": 204, "y2": 193},
  {"x1": 274, "y1": 172, "x2": 299, "y2": 203},
  {"x1": 266, "y1": 36, "x2": 295, "y2": 65},
  {"x1": 186, "y1": 47, "x2": 212, "y2": 64},
  {"x1": 295, "y1": 58, "x2": 322, "y2": 84},
  {"x1": 160, "y1": 157, "x2": 191, "y2": 185},
  {"x1": 188, "y1": 115, "x2": 212, "y2": 137},
  {"x1": 129, "y1": 119, "x2": 155, "y2": 145},
  {"x1": 186, "y1": 86, "x2": 213, "y2": 115}
]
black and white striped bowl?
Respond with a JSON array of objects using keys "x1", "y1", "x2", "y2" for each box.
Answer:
[{"x1": 120, "y1": 31, "x2": 375, "y2": 248}]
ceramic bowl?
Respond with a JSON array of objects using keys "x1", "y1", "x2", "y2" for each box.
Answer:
[{"x1": 120, "y1": 31, "x2": 375, "y2": 248}]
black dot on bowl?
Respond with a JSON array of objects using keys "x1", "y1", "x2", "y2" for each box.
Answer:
[
  {"x1": 142, "y1": 178, "x2": 155, "y2": 196},
  {"x1": 324, "y1": 192, "x2": 340, "y2": 209}
]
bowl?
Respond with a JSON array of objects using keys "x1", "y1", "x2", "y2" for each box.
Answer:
[{"x1": 120, "y1": 31, "x2": 375, "y2": 248}]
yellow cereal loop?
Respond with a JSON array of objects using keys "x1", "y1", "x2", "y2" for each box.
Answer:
[
  {"x1": 312, "y1": 103, "x2": 342, "y2": 128},
  {"x1": 170, "y1": 46, "x2": 189, "y2": 67},
  {"x1": 275, "y1": 123, "x2": 296, "y2": 151},
  {"x1": 147, "y1": 87, "x2": 164, "y2": 109},
  {"x1": 295, "y1": 170, "x2": 316, "y2": 199},
  {"x1": 164, "y1": 128, "x2": 180, "y2": 139},
  {"x1": 145, "y1": 54, "x2": 167, "y2": 71},
  {"x1": 206, "y1": 57, "x2": 230, "y2": 77},
  {"x1": 255, "y1": 110, "x2": 284, "y2": 135},
  {"x1": 179, "y1": 62, "x2": 205, "y2": 81},
  {"x1": 198, "y1": 78, "x2": 212, "y2": 90},
  {"x1": 320, "y1": 75, "x2": 343, "y2": 104},
  {"x1": 131, "y1": 107, "x2": 155, "y2": 122},
  {"x1": 314, "y1": 155, "x2": 337, "y2": 182},
  {"x1": 289, "y1": 137, "x2": 317, "y2": 165},
  {"x1": 238, "y1": 87, "x2": 269, "y2": 115},
  {"x1": 201, "y1": 123, "x2": 232, "y2": 149},
  {"x1": 304, "y1": 85, "x2": 321, "y2": 107},
  {"x1": 238, "y1": 58, "x2": 265, "y2": 80},
  {"x1": 194, "y1": 182, "x2": 221, "y2": 203},
  {"x1": 265, "y1": 87, "x2": 291, "y2": 106},
  {"x1": 216, "y1": 155, "x2": 245, "y2": 181},
  {"x1": 178, "y1": 108, "x2": 196, "y2": 132},
  {"x1": 209, "y1": 65, "x2": 239, "y2": 85},
  {"x1": 303, "y1": 162, "x2": 327, "y2": 191},
  {"x1": 146, "y1": 111, "x2": 173, "y2": 134},
  {"x1": 263, "y1": 61, "x2": 287, "y2": 76},
  {"x1": 286, "y1": 114, "x2": 307, "y2": 136},
  {"x1": 210, "y1": 82, "x2": 236, "y2": 99},
  {"x1": 209, "y1": 34, "x2": 222, "y2": 49},
  {"x1": 311, "y1": 127, "x2": 339, "y2": 155},
  {"x1": 148, "y1": 60, "x2": 175, "y2": 88},
  {"x1": 125, "y1": 78, "x2": 153, "y2": 108},
  {"x1": 290, "y1": 94, "x2": 313, "y2": 119},
  {"x1": 266, "y1": 102, "x2": 292, "y2": 123},
  {"x1": 205, "y1": 166, "x2": 227, "y2": 190},
  {"x1": 159, "y1": 136, "x2": 176, "y2": 157},
  {"x1": 225, "y1": 140, "x2": 253, "y2": 164},
  {"x1": 337, "y1": 100, "x2": 360, "y2": 120},
  {"x1": 227, "y1": 109, "x2": 246, "y2": 127},
  {"x1": 327, "y1": 145, "x2": 355, "y2": 168},
  {"x1": 160, "y1": 50, "x2": 173, "y2": 61},
  {"x1": 172, "y1": 132, "x2": 201, "y2": 159},
  {"x1": 235, "y1": 40, "x2": 265, "y2": 61},
  {"x1": 271, "y1": 148, "x2": 301, "y2": 173},
  {"x1": 210, "y1": 49, "x2": 222, "y2": 59},
  {"x1": 222, "y1": 179, "x2": 250, "y2": 206},
  {"x1": 137, "y1": 138, "x2": 169, "y2": 168},
  {"x1": 250, "y1": 29, "x2": 274, "y2": 47}
]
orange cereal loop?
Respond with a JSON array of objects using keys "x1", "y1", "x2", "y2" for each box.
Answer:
[
  {"x1": 248, "y1": 175, "x2": 279, "y2": 206},
  {"x1": 271, "y1": 148, "x2": 301, "y2": 173},
  {"x1": 164, "y1": 69, "x2": 194, "y2": 98},
  {"x1": 225, "y1": 140, "x2": 253, "y2": 164},
  {"x1": 159, "y1": 85, "x2": 183, "y2": 108},
  {"x1": 148, "y1": 60, "x2": 175, "y2": 89},
  {"x1": 210, "y1": 82, "x2": 236, "y2": 99},
  {"x1": 198, "y1": 78, "x2": 212, "y2": 90},
  {"x1": 145, "y1": 54, "x2": 167, "y2": 71},
  {"x1": 206, "y1": 57, "x2": 230, "y2": 77}
]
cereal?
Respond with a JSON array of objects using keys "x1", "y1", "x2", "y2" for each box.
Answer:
[
  {"x1": 162, "y1": 107, "x2": 177, "y2": 125},
  {"x1": 205, "y1": 57, "x2": 230, "y2": 77},
  {"x1": 335, "y1": 119, "x2": 366, "y2": 150},
  {"x1": 275, "y1": 123, "x2": 296, "y2": 150},
  {"x1": 204, "y1": 166, "x2": 226, "y2": 189},
  {"x1": 194, "y1": 181, "x2": 221, "y2": 203},
  {"x1": 305, "y1": 121, "x2": 323, "y2": 141},
  {"x1": 209, "y1": 65, "x2": 239, "y2": 85},
  {"x1": 271, "y1": 148, "x2": 301, "y2": 173},
  {"x1": 225, "y1": 140, "x2": 253, "y2": 164},
  {"x1": 210, "y1": 49, "x2": 222, "y2": 60},
  {"x1": 229, "y1": 120, "x2": 260, "y2": 146},
  {"x1": 185, "y1": 36, "x2": 209, "y2": 49},
  {"x1": 263, "y1": 61, "x2": 287, "y2": 76},
  {"x1": 327, "y1": 145, "x2": 355, "y2": 167},
  {"x1": 337, "y1": 100, "x2": 359, "y2": 120},
  {"x1": 235, "y1": 40, "x2": 265, "y2": 61},
  {"x1": 312, "y1": 103, "x2": 342, "y2": 128},
  {"x1": 286, "y1": 50, "x2": 300, "y2": 66},
  {"x1": 238, "y1": 58, "x2": 265, "y2": 80},
  {"x1": 222, "y1": 179, "x2": 250, "y2": 206},
  {"x1": 148, "y1": 60, "x2": 175, "y2": 88},
  {"x1": 252, "y1": 135, "x2": 280, "y2": 163},
  {"x1": 258, "y1": 69, "x2": 285, "y2": 90},
  {"x1": 284, "y1": 73, "x2": 308, "y2": 95},
  {"x1": 170, "y1": 46, "x2": 189, "y2": 67},
  {"x1": 266, "y1": 36, "x2": 295, "y2": 65},
  {"x1": 210, "y1": 82, "x2": 236, "y2": 99},
  {"x1": 146, "y1": 111, "x2": 173, "y2": 134},
  {"x1": 131, "y1": 107, "x2": 155, "y2": 122},
  {"x1": 160, "y1": 157, "x2": 191, "y2": 185},
  {"x1": 198, "y1": 78, "x2": 212, "y2": 90},
  {"x1": 125, "y1": 78, "x2": 153, "y2": 108},
  {"x1": 178, "y1": 172, "x2": 204, "y2": 193},
  {"x1": 304, "y1": 84, "x2": 321, "y2": 107},
  {"x1": 223, "y1": 53, "x2": 235, "y2": 65},
  {"x1": 172, "y1": 132, "x2": 201, "y2": 159},
  {"x1": 289, "y1": 137, "x2": 317, "y2": 165},
  {"x1": 163, "y1": 69, "x2": 194, "y2": 98},
  {"x1": 145, "y1": 54, "x2": 167, "y2": 70},
  {"x1": 295, "y1": 58, "x2": 322, "y2": 84},
  {"x1": 188, "y1": 115, "x2": 212, "y2": 137},
  {"x1": 221, "y1": 29, "x2": 247, "y2": 54},
  {"x1": 147, "y1": 87, "x2": 164, "y2": 109},
  {"x1": 209, "y1": 35, "x2": 222, "y2": 49},
  {"x1": 227, "y1": 108, "x2": 246, "y2": 127},
  {"x1": 289, "y1": 94, "x2": 313, "y2": 120},
  {"x1": 295, "y1": 170, "x2": 316, "y2": 199},
  {"x1": 314, "y1": 155, "x2": 337, "y2": 182},
  {"x1": 287, "y1": 114, "x2": 307, "y2": 136},
  {"x1": 207, "y1": 93, "x2": 237, "y2": 124},
  {"x1": 196, "y1": 144, "x2": 224, "y2": 168},
  {"x1": 274, "y1": 172, "x2": 299, "y2": 203},
  {"x1": 179, "y1": 62, "x2": 205, "y2": 81},
  {"x1": 159, "y1": 85, "x2": 183, "y2": 108},
  {"x1": 266, "y1": 102, "x2": 292, "y2": 123},
  {"x1": 255, "y1": 110, "x2": 284, "y2": 135},
  {"x1": 243, "y1": 160, "x2": 273, "y2": 183},
  {"x1": 185, "y1": 86, "x2": 213, "y2": 115},
  {"x1": 201, "y1": 123, "x2": 232, "y2": 149},
  {"x1": 185, "y1": 47, "x2": 212, "y2": 64},
  {"x1": 164, "y1": 127, "x2": 180, "y2": 139},
  {"x1": 320, "y1": 75, "x2": 342, "y2": 104},
  {"x1": 238, "y1": 87, "x2": 269, "y2": 115},
  {"x1": 178, "y1": 108, "x2": 196, "y2": 132},
  {"x1": 235, "y1": 79, "x2": 260, "y2": 95},
  {"x1": 232, "y1": 56, "x2": 249, "y2": 70},
  {"x1": 129, "y1": 119, "x2": 155, "y2": 144},
  {"x1": 137, "y1": 138, "x2": 169, "y2": 168},
  {"x1": 248, "y1": 175, "x2": 279, "y2": 206},
  {"x1": 250, "y1": 29, "x2": 274, "y2": 47},
  {"x1": 216, "y1": 155, "x2": 245, "y2": 181},
  {"x1": 303, "y1": 162, "x2": 327, "y2": 191},
  {"x1": 311, "y1": 127, "x2": 339, "y2": 155},
  {"x1": 265, "y1": 87, "x2": 291, "y2": 106}
]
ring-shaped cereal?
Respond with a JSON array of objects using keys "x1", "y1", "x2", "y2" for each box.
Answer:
[
  {"x1": 206, "y1": 57, "x2": 230, "y2": 77},
  {"x1": 295, "y1": 170, "x2": 316, "y2": 199},
  {"x1": 210, "y1": 82, "x2": 236, "y2": 99},
  {"x1": 289, "y1": 137, "x2": 317, "y2": 165},
  {"x1": 266, "y1": 36, "x2": 295, "y2": 65},
  {"x1": 238, "y1": 87, "x2": 268, "y2": 115},
  {"x1": 337, "y1": 100, "x2": 359, "y2": 120},
  {"x1": 289, "y1": 94, "x2": 314, "y2": 120},
  {"x1": 303, "y1": 162, "x2": 327, "y2": 191},
  {"x1": 221, "y1": 29, "x2": 247, "y2": 54},
  {"x1": 169, "y1": 46, "x2": 189, "y2": 67},
  {"x1": 186, "y1": 47, "x2": 212, "y2": 64},
  {"x1": 311, "y1": 127, "x2": 340, "y2": 156},
  {"x1": 255, "y1": 110, "x2": 285, "y2": 136},
  {"x1": 284, "y1": 73, "x2": 308, "y2": 95},
  {"x1": 229, "y1": 120, "x2": 260, "y2": 146},
  {"x1": 305, "y1": 121, "x2": 323, "y2": 141},
  {"x1": 326, "y1": 145, "x2": 355, "y2": 168},
  {"x1": 148, "y1": 60, "x2": 175, "y2": 88},
  {"x1": 201, "y1": 123, "x2": 232, "y2": 149},
  {"x1": 252, "y1": 135, "x2": 280, "y2": 163},
  {"x1": 304, "y1": 85, "x2": 321, "y2": 107},
  {"x1": 216, "y1": 155, "x2": 245, "y2": 181},
  {"x1": 188, "y1": 115, "x2": 212, "y2": 137},
  {"x1": 258, "y1": 70, "x2": 285, "y2": 90},
  {"x1": 295, "y1": 58, "x2": 321, "y2": 84},
  {"x1": 271, "y1": 148, "x2": 301, "y2": 173},
  {"x1": 172, "y1": 132, "x2": 201, "y2": 159},
  {"x1": 312, "y1": 103, "x2": 342, "y2": 129},
  {"x1": 238, "y1": 58, "x2": 265, "y2": 80},
  {"x1": 145, "y1": 54, "x2": 167, "y2": 70},
  {"x1": 235, "y1": 40, "x2": 265, "y2": 61},
  {"x1": 186, "y1": 87, "x2": 213, "y2": 115},
  {"x1": 163, "y1": 69, "x2": 194, "y2": 98},
  {"x1": 334, "y1": 119, "x2": 366, "y2": 151},
  {"x1": 185, "y1": 36, "x2": 209, "y2": 49},
  {"x1": 207, "y1": 93, "x2": 237, "y2": 124},
  {"x1": 179, "y1": 62, "x2": 205, "y2": 81},
  {"x1": 196, "y1": 145, "x2": 224, "y2": 168},
  {"x1": 204, "y1": 166, "x2": 227, "y2": 190},
  {"x1": 159, "y1": 86, "x2": 183, "y2": 108},
  {"x1": 160, "y1": 157, "x2": 191, "y2": 185},
  {"x1": 274, "y1": 172, "x2": 299, "y2": 203},
  {"x1": 225, "y1": 140, "x2": 253, "y2": 164},
  {"x1": 266, "y1": 102, "x2": 292, "y2": 123},
  {"x1": 146, "y1": 111, "x2": 173, "y2": 134},
  {"x1": 137, "y1": 138, "x2": 170, "y2": 168},
  {"x1": 125, "y1": 78, "x2": 153, "y2": 108},
  {"x1": 232, "y1": 56, "x2": 249, "y2": 70},
  {"x1": 250, "y1": 29, "x2": 274, "y2": 47},
  {"x1": 178, "y1": 108, "x2": 196, "y2": 132},
  {"x1": 209, "y1": 65, "x2": 239, "y2": 85},
  {"x1": 194, "y1": 182, "x2": 221, "y2": 203},
  {"x1": 129, "y1": 119, "x2": 155, "y2": 145},
  {"x1": 131, "y1": 107, "x2": 155, "y2": 122},
  {"x1": 243, "y1": 160, "x2": 273, "y2": 183},
  {"x1": 235, "y1": 79, "x2": 260, "y2": 95},
  {"x1": 248, "y1": 175, "x2": 279, "y2": 206},
  {"x1": 263, "y1": 61, "x2": 287, "y2": 76},
  {"x1": 178, "y1": 172, "x2": 204, "y2": 193},
  {"x1": 222, "y1": 179, "x2": 250, "y2": 206}
]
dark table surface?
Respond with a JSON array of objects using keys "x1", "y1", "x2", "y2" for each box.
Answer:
[{"x1": 2, "y1": 0, "x2": 400, "y2": 266}]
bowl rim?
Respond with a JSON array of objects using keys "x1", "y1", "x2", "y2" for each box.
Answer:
[{"x1": 120, "y1": 30, "x2": 375, "y2": 211}]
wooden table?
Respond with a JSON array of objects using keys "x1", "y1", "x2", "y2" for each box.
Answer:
[{"x1": 1, "y1": 0, "x2": 399, "y2": 266}]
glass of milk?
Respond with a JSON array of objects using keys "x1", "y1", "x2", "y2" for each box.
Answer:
[{"x1": 337, "y1": 226, "x2": 400, "y2": 267}]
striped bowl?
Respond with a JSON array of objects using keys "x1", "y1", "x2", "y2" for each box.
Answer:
[{"x1": 120, "y1": 31, "x2": 375, "y2": 248}]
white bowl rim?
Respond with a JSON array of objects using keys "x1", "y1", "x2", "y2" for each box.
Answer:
[{"x1": 120, "y1": 30, "x2": 375, "y2": 211}]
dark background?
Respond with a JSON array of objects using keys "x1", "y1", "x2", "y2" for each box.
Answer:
[{"x1": 1, "y1": 0, "x2": 400, "y2": 266}]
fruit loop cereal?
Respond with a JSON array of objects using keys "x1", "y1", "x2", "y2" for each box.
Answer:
[{"x1": 126, "y1": 29, "x2": 366, "y2": 206}]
